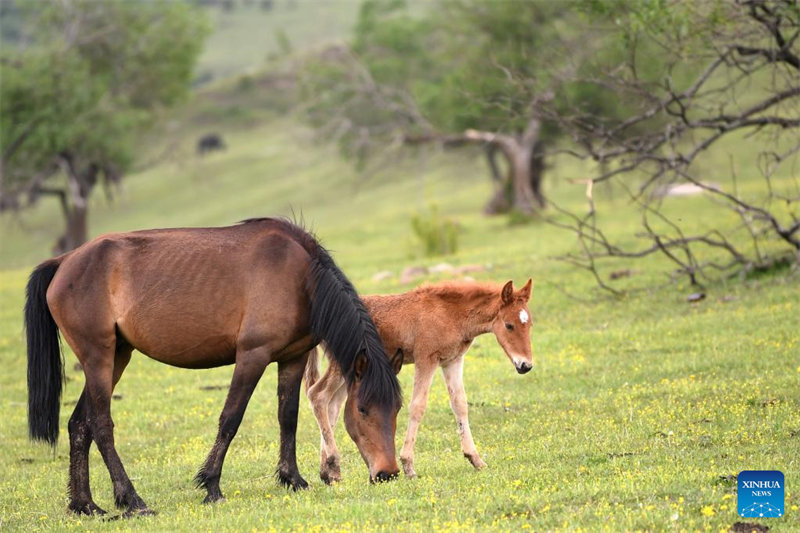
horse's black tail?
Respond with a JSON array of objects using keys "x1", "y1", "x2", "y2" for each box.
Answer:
[
  {"x1": 25, "y1": 258, "x2": 64, "y2": 447},
  {"x1": 305, "y1": 247, "x2": 402, "y2": 410}
]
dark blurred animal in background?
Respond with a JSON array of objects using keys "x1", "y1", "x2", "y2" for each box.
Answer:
[{"x1": 197, "y1": 133, "x2": 226, "y2": 155}]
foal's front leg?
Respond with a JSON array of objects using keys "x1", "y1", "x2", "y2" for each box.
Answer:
[
  {"x1": 441, "y1": 357, "x2": 486, "y2": 470},
  {"x1": 276, "y1": 354, "x2": 309, "y2": 490},
  {"x1": 399, "y1": 360, "x2": 437, "y2": 478}
]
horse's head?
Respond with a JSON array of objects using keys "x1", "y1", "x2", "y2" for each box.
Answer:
[
  {"x1": 343, "y1": 349, "x2": 404, "y2": 483},
  {"x1": 491, "y1": 279, "x2": 534, "y2": 374}
]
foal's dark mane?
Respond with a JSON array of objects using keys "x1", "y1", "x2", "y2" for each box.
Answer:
[{"x1": 241, "y1": 218, "x2": 402, "y2": 409}]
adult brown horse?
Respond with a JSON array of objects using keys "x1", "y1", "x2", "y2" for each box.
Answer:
[
  {"x1": 305, "y1": 279, "x2": 533, "y2": 483},
  {"x1": 25, "y1": 218, "x2": 402, "y2": 517}
]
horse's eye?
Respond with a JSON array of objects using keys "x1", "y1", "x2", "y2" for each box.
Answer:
[
  {"x1": 505, "y1": 323, "x2": 514, "y2": 331},
  {"x1": 358, "y1": 406, "x2": 368, "y2": 416}
]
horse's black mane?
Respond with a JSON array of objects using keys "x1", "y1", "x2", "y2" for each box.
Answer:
[{"x1": 241, "y1": 217, "x2": 402, "y2": 410}]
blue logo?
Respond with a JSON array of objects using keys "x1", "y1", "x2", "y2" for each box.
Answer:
[{"x1": 738, "y1": 470, "x2": 784, "y2": 518}]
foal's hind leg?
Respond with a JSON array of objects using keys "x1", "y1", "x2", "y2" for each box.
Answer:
[
  {"x1": 67, "y1": 345, "x2": 133, "y2": 515},
  {"x1": 307, "y1": 360, "x2": 346, "y2": 484},
  {"x1": 321, "y1": 381, "x2": 347, "y2": 483},
  {"x1": 80, "y1": 343, "x2": 152, "y2": 516},
  {"x1": 276, "y1": 354, "x2": 310, "y2": 490},
  {"x1": 196, "y1": 350, "x2": 268, "y2": 503}
]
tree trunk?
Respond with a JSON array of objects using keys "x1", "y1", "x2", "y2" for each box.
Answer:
[
  {"x1": 405, "y1": 120, "x2": 546, "y2": 216},
  {"x1": 63, "y1": 204, "x2": 88, "y2": 252},
  {"x1": 529, "y1": 139, "x2": 546, "y2": 209},
  {"x1": 483, "y1": 144, "x2": 512, "y2": 214},
  {"x1": 53, "y1": 155, "x2": 94, "y2": 253},
  {"x1": 510, "y1": 145, "x2": 537, "y2": 214}
]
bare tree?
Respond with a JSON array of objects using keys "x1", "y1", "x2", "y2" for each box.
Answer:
[{"x1": 545, "y1": 0, "x2": 800, "y2": 290}]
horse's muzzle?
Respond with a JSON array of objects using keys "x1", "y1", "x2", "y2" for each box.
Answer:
[
  {"x1": 371, "y1": 470, "x2": 399, "y2": 484},
  {"x1": 515, "y1": 361, "x2": 533, "y2": 374}
]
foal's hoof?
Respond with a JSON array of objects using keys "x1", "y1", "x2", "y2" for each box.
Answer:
[
  {"x1": 320, "y1": 456, "x2": 341, "y2": 485},
  {"x1": 278, "y1": 471, "x2": 309, "y2": 491},
  {"x1": 401, "y1": 459, "x2": 417, "y2": 479},
  {"x1": 68, "y1": 501, "x2": 107, "y2": 516},
  {"x1": 320, "y1": 470, "x2": 341, "y2": 485},
  {"x1": 465, "y1": 453, "x2": 487, "y2": 470}
]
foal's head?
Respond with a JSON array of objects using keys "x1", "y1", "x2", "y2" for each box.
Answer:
[
  {"x1": 343, "y1": 349, "x2": 404, "y2": 483},
  {"x1": 492, "y1": 279, "x2": 534, "y2": 374}
]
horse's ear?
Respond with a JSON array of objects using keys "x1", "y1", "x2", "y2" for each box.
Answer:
[
  {"x1": 354, "y1": 351, "x2": 368, "y2": 380},
  {"x1": 390, "y1": 348, "x2": 404, "y2": 375},
  {"x1": 518, "y1": 278, "x2": 533, "y2": 301},
  {"x1": 501, "y1": 280, "x2": 514, "y2": 304}
]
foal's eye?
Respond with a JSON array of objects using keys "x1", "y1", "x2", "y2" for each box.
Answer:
[
  {"x1": 505, "y1": 323, "x2": 514, "y2": 331},
  {"x1": 358, "y1": 406, "x2": 368, "y2": 416}
]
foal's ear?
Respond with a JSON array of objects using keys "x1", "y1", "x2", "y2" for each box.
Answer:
[
  {"x1": 518, "y1": 278, "x2": 533, "y2": 301},
  {"x1": 501, "y1": 280, "x2": 514, "y2": 304},
  {"x1": 354, "y1": 351, "x2": 368, "y2": 380},
  {"x1": 390, "y1": 348, "x2": 404, "y2": 375}
]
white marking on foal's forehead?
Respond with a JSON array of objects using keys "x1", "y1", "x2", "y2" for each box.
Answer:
[{"x1": 519, "y1": 309, "x2": 529, "y2": 324}]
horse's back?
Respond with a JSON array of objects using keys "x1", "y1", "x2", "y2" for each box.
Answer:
[{"x1": 47, "y1": 223, "x2": 313, "y2": 368}]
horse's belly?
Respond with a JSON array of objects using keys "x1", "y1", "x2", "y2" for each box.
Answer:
[{"x1": 117, "y1": 313, "x2": 238, "y2": 369}]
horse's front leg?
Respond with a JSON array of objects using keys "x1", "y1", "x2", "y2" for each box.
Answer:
[
  {"x1": 196, "y1": 349, "x2": 268, "y2": 504},
  {"x1": 441, "y1": 357, "x2": 486, "y2": 470},
  {"x1": 276, "y1": 353, "x2": 310, "y2": 491},
  {"x1": 399, "y1": 359, "x2": 437, "y2": 478},
  {"x1": 307, "y1": 360, "x2": 347, "y2": 484}
]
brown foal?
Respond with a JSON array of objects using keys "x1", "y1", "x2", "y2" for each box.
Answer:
[{"x1": 305, "y1": 279, "x2": 533, "y2": 482}]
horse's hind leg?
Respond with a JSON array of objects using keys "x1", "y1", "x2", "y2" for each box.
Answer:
[
  {"x1": 276, "y1": 353, "x2": 310, "y2": 491},
  {"x1": 196, "y1": 351, "x2": 268, "y2": 504},
  {"x1": 81, "y1": 343, "x2": 152, "y2": 516},
  {"x1": 67, "y1": 390, "x2": 104, "y2": 515},
  {"x1": 68, "y1": 345, "x2": 133, "y2": 515}
]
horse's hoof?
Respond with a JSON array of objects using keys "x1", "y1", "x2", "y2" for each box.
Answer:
[
  {"x1": 290, "y1": 476, "x2": 309, "y2": 491},
  {"x1": 122, "y1": 507, "x2": 156, "y2": 518},
  {"x1": 202, "y1": 492, "x2": 226, "y2": 505},
  {"x1": 68, "y1": 501, "x2": 107, "y2": 516},
  {"x1": 279, "y1": 471, "x2": 309, "y2": 491},
  {"x1": 403, "y1": 467, "x2": 417, "y2": 479}
]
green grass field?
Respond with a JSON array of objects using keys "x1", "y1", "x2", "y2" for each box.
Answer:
[{"x1": 1, "y1": 111, "x2": 798, "y2": 532}]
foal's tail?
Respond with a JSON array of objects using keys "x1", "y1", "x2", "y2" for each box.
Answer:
[
  {"x1": 303, "y1": 346, "x2": 320, "y2": 394},
  {"x1": 25, "y1": 258, "x2": 64, "y2": 447}
]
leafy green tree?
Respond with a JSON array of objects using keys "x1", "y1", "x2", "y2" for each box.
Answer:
[
  {"x1": 302, "y1": 0, "x2": 631, "y2": 214},
  {"x1": 0, "y1": 0, "x2": 208, "y2": 252}
]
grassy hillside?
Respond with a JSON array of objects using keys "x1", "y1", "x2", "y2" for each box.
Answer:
[
  {"x1": 194, "y1": 1, "x2": 361, "y2": 85},
  {"x1": 1, "y1": 108, "x2": 799, "y2": 532}
]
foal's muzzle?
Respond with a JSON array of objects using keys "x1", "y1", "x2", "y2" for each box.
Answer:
[
  {"x1": 371, "y1": 470, "x2": 399, "y2": 484},
  {"x1": 515, "y1": 361, "x2": 533, "y2": 374}
]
